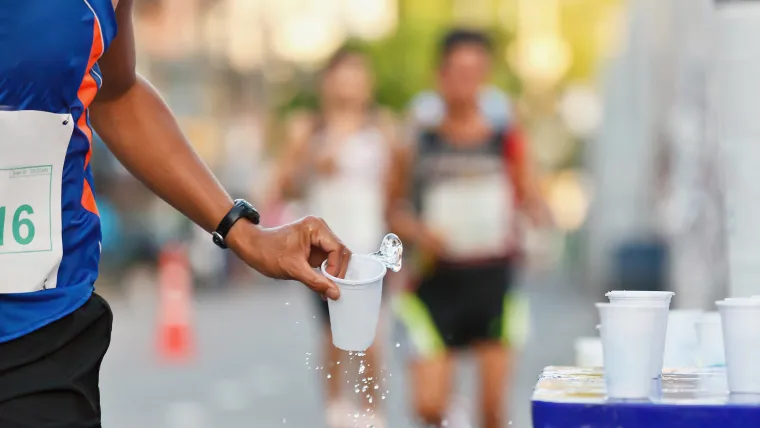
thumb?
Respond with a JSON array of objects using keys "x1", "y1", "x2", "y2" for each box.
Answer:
[{"x1": 292, "y1": 263, "x2": 341, "y2": 301}]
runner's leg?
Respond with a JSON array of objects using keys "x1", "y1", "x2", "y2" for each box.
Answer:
[
  {"x1": 474, "y1": 342, "x2": 512, "y2": 428},
  {"x1": 411, "y1": 352, "x2": 455, "y2": 426},
  {"x1": 468, "y1": 263, "x2": 514, "y2": 428}
]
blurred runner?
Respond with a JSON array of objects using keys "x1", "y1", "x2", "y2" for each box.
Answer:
[
  {"x1": 272, "y1": 47, "x2": 396, "y2": 428},
  {"x1": 0, "y1": 1, "x2": 351, "y2": 427},
  {"x1": 388, "y1": 29, "x2": 550, "y2": 428}
]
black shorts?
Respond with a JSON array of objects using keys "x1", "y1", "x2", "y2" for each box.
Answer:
[
  {"x1": 396, "y1": 261, "x2": 514, "y2": 356},
  {"x1": 0, "y1": 293, "x2": 113, "y2": 428}
]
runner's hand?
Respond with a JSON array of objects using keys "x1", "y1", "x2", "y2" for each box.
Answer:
[{"x1": 226, "y1": 216, "x2": 351, "y2": 300}]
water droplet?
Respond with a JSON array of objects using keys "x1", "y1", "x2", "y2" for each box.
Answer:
[
  {"x1": 362, "y1": 385, "x2": 369, "y2": 392},
  {"x1": 396, "y1": 342, "x2": 401, "y2": 348},
  {"x1": 282, "y1": 417, "x2": 287, "y2": 424},
  {"x1": 368, "y1": 397, "x2": 373, "y2": 403},
  {"x1": 353, "y1": 412, "x2": 360, "y2": 419},
  {"x1": 373, "y1": 385, "x2": 379, "y2": 390},
  {"x1": 326, "y1": 374, "x2": 332, "y2": 379},
  {"x1": 355, "y1": 387, "x2": 361, "y2": 393},
  {"x1": 359, "y1": 364, "x2": 366, "y2": 374},
  {"x1": 442, "y1": 420, "x2": 448, "y2": 426},
  {"x1": 381, "y1": 395, "x2": 386, "y2": 400},
  {"x1": 284, "y1": 302, "x2": 290, "y2": 306},
  {"x1": 336, "y1": 361, "x2": 340, "y2": 365}
]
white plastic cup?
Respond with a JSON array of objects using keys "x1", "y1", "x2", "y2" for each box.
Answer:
[
  {"x1": 597, "y1": 302, "x2": 668, "y2": 399},
  {"x1": 695, "y1": 312, "x2": 725, "y2": 368},
  {"x1": 321, "y1": 254, "x2": 387, "y2": 351},
  {"x1": 663, "y1": 310, "x2": 703, "y2": 368},
  {"x1": 716, "y1": 298, "x2": 760, "y2": 393},
  {"x1": 606, "y1": 290, "x2": 673, "y2": 378}
]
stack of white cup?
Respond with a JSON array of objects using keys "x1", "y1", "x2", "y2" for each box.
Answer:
[
  {"x1": 597, "y1": 291, "x2": 674, "y2": 399},
  {"x1": 716, "y1": 297, "x2": 760, "y2": 393}
]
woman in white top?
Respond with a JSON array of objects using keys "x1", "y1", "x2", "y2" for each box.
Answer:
[{"x1": 272, "y1": 47, "x2": 397, "y2": 428}]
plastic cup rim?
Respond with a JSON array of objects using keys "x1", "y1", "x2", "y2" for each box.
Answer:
[
  {"x1": 716, "y1": 298, "x2": 760, "y2": 308},
  {"x1": 321, "y1": 254, "x2": 387, "y2": 286},
  {"x1": 606, "y1": 290, "x2": 675, "y2": 298}
]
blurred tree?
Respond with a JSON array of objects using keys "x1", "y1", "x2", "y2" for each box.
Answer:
[{"x1": 275, "y1": 0, "x2": 618, "y2": 116}]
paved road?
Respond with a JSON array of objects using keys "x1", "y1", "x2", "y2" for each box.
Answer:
[{"x1": 100, "y1": 270, "x2": 594, "y2": 428}]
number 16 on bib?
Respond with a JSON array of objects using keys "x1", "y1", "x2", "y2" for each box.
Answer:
[{"x1": 0, "y1": 166, "x2": 53, "y2": 254}]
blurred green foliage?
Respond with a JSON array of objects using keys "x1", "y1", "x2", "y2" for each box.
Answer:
[{"x1": 278, "y1": 0, "x2": 619, "y2": 116}]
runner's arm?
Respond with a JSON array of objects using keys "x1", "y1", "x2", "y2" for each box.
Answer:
[
  {"x1": 91, "y1": 0, "x2": 230, "y2": 233},
  {"x1": 89, "y1": 0, "x2": 350, "y2": 297},
  {"x1": 269, "y1": 112, "x2": 314, "y2": 203},
  {"x1": 505, "y1": 127, "x2": 552, "y2": 226}
]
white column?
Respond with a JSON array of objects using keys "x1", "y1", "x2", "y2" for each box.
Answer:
[
  {"x1": 664, "y1": 0, "x2": 722, "y2": 309},
  {"x1": 713, "y1": 0, "x2": 760, "y2": 297}
]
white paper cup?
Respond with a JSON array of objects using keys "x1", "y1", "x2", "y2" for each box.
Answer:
[
  {"x1": 663, "y1": 310, "x2": 703, "y2": 368},
  {"x1": 321, "y1": 255, "x2": 387, "y2": 351},
  {"x1": 695, "y1": 312, "x2": 725, "y2": 368},
  {"x1": 606, "y1": 290, "x2": 673, "y2": 378},
  {"x1": 597, "y1": 302, "x2": 668, "y2": 399},
  {"x1": 716, "y1": 298, "x2": 760, "y2": 393}
]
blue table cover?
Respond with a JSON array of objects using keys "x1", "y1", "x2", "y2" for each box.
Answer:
[{"x1": 532, "y1": 366, "x2": 760, "y2": 428}]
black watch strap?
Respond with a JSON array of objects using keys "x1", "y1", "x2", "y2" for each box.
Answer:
[{"x1": 212, "y1": 199, "x2": 261, "y2": 249}]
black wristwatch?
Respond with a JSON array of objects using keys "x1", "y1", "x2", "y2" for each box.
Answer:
[{"x1": 211, "y1": 199, "x2": 261, "y2": 249}]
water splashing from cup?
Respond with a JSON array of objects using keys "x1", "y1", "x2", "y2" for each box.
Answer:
[{"x1": 368, "y1": 233, "x2": 403, "y2": 272}]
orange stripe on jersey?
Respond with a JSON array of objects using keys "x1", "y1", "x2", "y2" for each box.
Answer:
[
  {"x1": 82, "y1": 179, "x2": 99, "y2": 216},
  {"x1": 76, "y1": 10, "x2": 105, "y2": 216}
]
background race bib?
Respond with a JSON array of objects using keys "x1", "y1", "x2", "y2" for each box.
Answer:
[{"x1": 422, "y1": 174, "x2": 515, "y2": 259}]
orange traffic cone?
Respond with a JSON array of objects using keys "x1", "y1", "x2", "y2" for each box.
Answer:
[{"x1": 156, "y1": 242, "x2": 195, "y2": 363}]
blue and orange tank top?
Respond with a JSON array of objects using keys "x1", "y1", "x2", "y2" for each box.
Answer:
[{"x1": 0, "y1": 0, "x2": 117, "y2": 342}]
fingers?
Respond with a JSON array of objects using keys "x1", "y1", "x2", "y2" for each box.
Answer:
[
  {"x1": 304, "y1": 216, "x2": 352, "y2": 278},
  {"x1": 338, "y1": 250, "x2": 350, "y2": 278},
  {"x1": 292, "y1": 261, "x2": 341, "y2": 300},
  {"x1": 326, "y1": 247, "x2": 351, "y2": 279}
]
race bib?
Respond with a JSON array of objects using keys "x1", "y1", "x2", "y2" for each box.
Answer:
[
  {"x1": 422, "y1": 174, "x2": 515, "y2": 259},
  {"x1": 0, "y1": 110, "x2": 72, "y2": 293}
]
